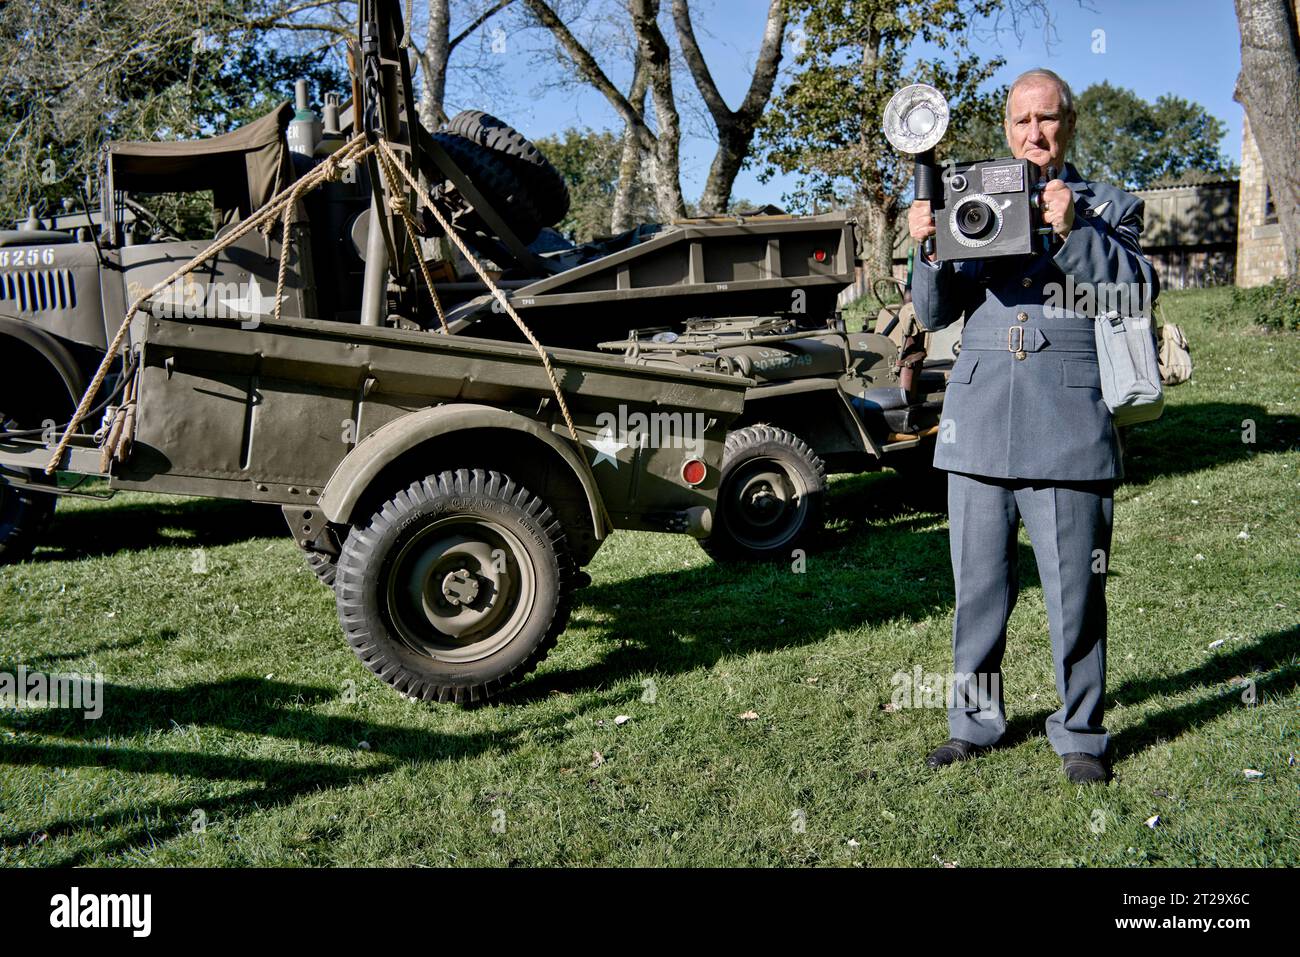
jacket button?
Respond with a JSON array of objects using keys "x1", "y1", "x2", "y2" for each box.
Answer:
[
  {"x1": 1021, "y1": 278, "x2": 1032, "y2": 288},
  {"x1": 1016, "y1": 311, "x2": 1028, "y2": 322}
]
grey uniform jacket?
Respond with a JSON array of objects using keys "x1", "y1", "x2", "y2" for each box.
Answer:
[{"x1": 912, "y1": 162, "x2": 1159, "y2": 482}]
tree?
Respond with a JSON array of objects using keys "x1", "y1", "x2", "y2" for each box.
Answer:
[
  {"x1": 521, "y1": 0, "x2": 787, "y2": 224},
  {"x1": 1071, "y1": 82, "x2": 1236, "y2": 190},
  {"x1": 0, "y1": 0, "x2": 343, "y2": 225},
  {"x1": 672, "y1": 0, "x2": 786, "y2": 214},
  {"x1": 755, "y1": 0, "x2": 1015, "y2": 282},
  {"x1": 244, "y1": 1, "x2": 519, "y2": 131},
  {"x1": 535, "y1": 127, "x2": 656, "y2": 239},
  {"x1": 521, "y1": 0, "x2": 687, "y2": 219},
  {"x1": 1234, "y1": 0, "x2": 1300, "y2": 278}
]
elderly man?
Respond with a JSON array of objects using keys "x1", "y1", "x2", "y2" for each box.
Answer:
[{"x1": 908, "y1": 68, "x2": 1158, "y2": 783}]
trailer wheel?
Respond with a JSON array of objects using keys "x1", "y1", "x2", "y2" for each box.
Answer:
[
  {"x1": 443, "y1": 110, "x2": 571, "y2": 226},
  {"x1": 335, "y1": 468, "x2": 574, "y2": 704},
  {"x1": 701, "y1": 425, "x2": 826, "y2": 562},
  {"x1": 0, "y1": 475, "x2": 56, "y2": 565},
  {"x1": 429, "y1": 132, "x2": 545, "y2": 243}
]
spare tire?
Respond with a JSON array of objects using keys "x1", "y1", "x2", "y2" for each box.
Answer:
[
  {"x1": 429, "y1": 131, "x2": 544, "y2": 244},
  {"x1": 443, "y1": 110, "x2": 570, "y2": 227}
]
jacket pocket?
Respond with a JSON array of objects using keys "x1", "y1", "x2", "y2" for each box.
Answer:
[
  {"x1": 948, "y1": 354, "x2": 979, "y2": 384},
  {"x1": 1062, "y1": 357, "x2": 1102, "y2": 389}
]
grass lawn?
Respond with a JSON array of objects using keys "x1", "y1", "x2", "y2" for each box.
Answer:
[{"x1": 0, "y1": 286, "x2": 1295, "y2": 867}]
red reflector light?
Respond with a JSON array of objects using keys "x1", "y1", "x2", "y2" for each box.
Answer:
[
  {"x1": 681, "y1": 459, "x2": 707, "y2": 486},
  {"x1": 813, "y1": 249, "x2": 828, "y2": 263}
]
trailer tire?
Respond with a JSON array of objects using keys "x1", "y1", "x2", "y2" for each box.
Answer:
[
  {"x1": 0, "y1": 475, "x2": 56, "y2": 565},
  {"x1": 443, "y1": 111, "x2": 570, "y2": 226},
  {"x1": 335, "y1": 468, "x2": 574, "y2": 704},
  {"x1": 429, "y1": 132, "x2": 545, "y2": 243},
  {"x1": 701, "y1": 425, "x2": 826, "y2": 562}
]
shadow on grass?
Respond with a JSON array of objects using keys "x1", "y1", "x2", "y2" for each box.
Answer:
[
  {"x1": 1108, "y1": 624, "x2": 1300, "y2": 761},
  {"x1": 31, "y1": 497, "x2": 286, "y2": 563},
  {"x1": 1120, "y1": 402, "x2": 1296, "y2": 487},
  {"x1": 504, "y1": 474, "x2": 954, "y2": 705},
  {"x1": 965, "y1": 624, "x2": 1300, "y2": 760},
  {"x1": 0, "y1": 675, "x2": 543, "y2": 865}
]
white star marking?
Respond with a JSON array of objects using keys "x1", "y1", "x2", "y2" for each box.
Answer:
[
  {"x1": 587, "y1": 429, "x2": 629, "y2": 468},
  {"x1": 218, "y1": 277, "x2": 287, "y2": 318}
]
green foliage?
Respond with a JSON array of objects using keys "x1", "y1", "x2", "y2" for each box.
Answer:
[
  {"x1": 1072, "y1": 82, "x2": 1236, "y2": 191},
  {"x1": 1231, "y1": 277, "x2": 1300, "y2": 332},
  {"x1": 534, "y1": 127, "x2": 656, "y2": 240},
  {"x1": 755, "y1": 0, "x2": 1007, "y2": 215},
  {"x1": 0, "y1": 0, "x2": 346, "y2": 226}
]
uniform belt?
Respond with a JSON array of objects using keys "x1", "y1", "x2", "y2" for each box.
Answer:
[{"x1": 959, "y1": 327, "x2": 1097, "y2": 354}]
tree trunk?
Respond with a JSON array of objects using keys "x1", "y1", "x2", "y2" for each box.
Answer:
[
  {"x1": 698, "y1": 127, "x2": 748, "y2": 214},
  {"x1": 1234, "y1": 0, "x2": 1300, "y2": 277},
  {"x1": 419, "y1": 0, "x2": 451, "y2": 130},
  {"x1": 674, "y1": 0, "x2": 785, "y2": 214},
  {"x1": 630, "y1": 0, "x2": 687, "y2": 219},
  {"x1": 612, "y1": 59, "x2": 650, "y2": 232},
  {"x1": 860, "y1": 200, "x2": 896, "y2": 287}
]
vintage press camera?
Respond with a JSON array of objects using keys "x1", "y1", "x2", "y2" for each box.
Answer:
[{"x1": 883, "y1": 84, "x2": 1056, "y2": 262}]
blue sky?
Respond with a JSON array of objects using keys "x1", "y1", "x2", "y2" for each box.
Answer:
[{"x1": 467, "y1": 0, "x2": 1245, "y2": 207}]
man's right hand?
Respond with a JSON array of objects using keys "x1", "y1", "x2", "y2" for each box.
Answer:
[{"x1": 909, "y1": 201, "x2": 936, "y2": 261}]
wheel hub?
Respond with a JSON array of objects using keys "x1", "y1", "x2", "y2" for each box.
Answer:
[
  {"x1": 724, "y1": 459, "x2": 809, "y2": 550},
  {"x1": 385, "y1": 519, "x2": 538, "y2": 663},
  {"x1": 441, "y1": 567, "x2": 480, "y2": 606}
]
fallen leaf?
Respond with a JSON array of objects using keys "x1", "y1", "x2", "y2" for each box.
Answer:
[
  {"x1": 847, "y1": 838, "x2": 860, "y2": 848},
  {"x1": 590, "y1": 751, "x2": 605, "y2": 768},
  {"x1": 1208, "y1": 639, "x2": 1225, "y2": 649},
  {"x1": 738, "y1": 710, "x2": 759, "y2": 721},
  {"x1": 1144, "y1": 815, "x2": 1160, "y2": 829},
  {"x1": 614, "y1": 715, "x2": 631, "y2": 726}
]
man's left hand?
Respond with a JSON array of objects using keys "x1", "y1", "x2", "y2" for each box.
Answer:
[{"x1": 1041, "y1": 179, "x2": 1075, "y2": 238}]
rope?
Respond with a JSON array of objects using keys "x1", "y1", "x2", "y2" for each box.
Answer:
[
  {"x1": 375, "y1": 138, "x2": 580, "y2": 442},
  {"x1": 45, "y1": 134, "x2": 374, "y2": 474},
  {"x1": 376, "y1": 147, "x2": 449, "y2": 333},
  {"x1": 45, "y1": 130, "x2": 580, "y2": 474}
]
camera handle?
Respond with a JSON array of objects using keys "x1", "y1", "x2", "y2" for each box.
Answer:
[
  {"x1": 914, "y1": 149, "x2": 941, "y2": 259},
  {"x1": 1030, "y1": 164, "x2": 1062, "y2": 254}
]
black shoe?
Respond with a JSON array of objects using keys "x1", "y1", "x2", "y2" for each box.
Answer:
[
  {"x1": 925, "y1": 738, "x2": 987, "y2": 768},
  {"x1": 1062, "y1": 752, "x2": 1110, "y2": 783}
]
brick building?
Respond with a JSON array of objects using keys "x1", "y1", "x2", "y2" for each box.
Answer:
[{"x1": 1235, "y1": 112, "x2": 1288, "y2": 287}]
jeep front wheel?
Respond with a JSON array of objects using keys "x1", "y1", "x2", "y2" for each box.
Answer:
[
  {"x1": 700, "y1": 425, "x2": 826, "y2": 562},
  {"x1": 334, "y1": 469, "x2": 574, "y2": 704}
]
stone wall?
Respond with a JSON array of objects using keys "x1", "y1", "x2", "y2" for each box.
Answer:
[{"x1": 1235, "y1": 112, "x2": 1287, "y2": 287}]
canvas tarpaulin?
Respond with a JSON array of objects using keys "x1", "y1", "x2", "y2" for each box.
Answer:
[{"x1": 104, "y1": 101, "x2": 304, "y2": 227}]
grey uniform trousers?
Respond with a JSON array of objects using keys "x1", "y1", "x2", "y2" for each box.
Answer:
[{"x1": 946, "y1": 471, "x2": 1114, "y2": 757}]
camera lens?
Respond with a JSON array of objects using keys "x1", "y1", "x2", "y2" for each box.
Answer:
[{"x1": 956, "y1": 200, "x2": 994, "y2": 238}]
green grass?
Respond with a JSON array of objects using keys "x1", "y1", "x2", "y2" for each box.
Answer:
[{"x1": 1, "y1": 286, "x2": 1296, "y2": 867}]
